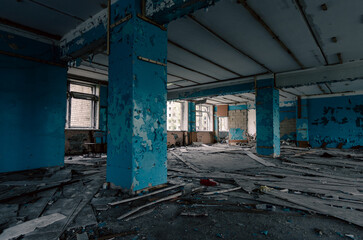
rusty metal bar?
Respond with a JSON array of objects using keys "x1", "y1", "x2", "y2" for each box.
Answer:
[
  {"x1": 238, "y1": 0, "x2": 304, "y2": 69},
  {"x1": 138, "y1": 56, "x2": 166, "y2": 66}
]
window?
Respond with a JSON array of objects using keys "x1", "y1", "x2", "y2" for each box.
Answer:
[
  {"x1": 167, "y1": 101, "x2": 188, "y2": 131},
  {"x1": 196, "y1": 104, "x2": 213, "y2": 131},
  {"x1": 66, "y1": 81, "x2": 99, "y2": 129},
  {"x1": 219, "y1": 117, "x2": 229, "y2": 132}
]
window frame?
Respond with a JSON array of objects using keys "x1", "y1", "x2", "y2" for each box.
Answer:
[
  {"x1": 196, "y1": 104, "x2": 213, "y2": 132},
  {"x1": 66, "y1": 80, "x2": 100, "y2": 130}
]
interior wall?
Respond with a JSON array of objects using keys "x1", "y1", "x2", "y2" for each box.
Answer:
[
  {"x1": 0, "y1": 55, "x2": 67, "y2": 172},
  {"x1": 247, "y1": 109, "x2": 256, "y2": 136},
  {"x1": 308, "y1": 94, "x2": 363, "y2": 148},
  {"x1": 280, "y1": 101, "x2": 297, "y2": 141}
]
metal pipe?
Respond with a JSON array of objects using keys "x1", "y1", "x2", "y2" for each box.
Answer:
[{"x1": 238, "y1": 0, "x2": 304, "y2": 69}]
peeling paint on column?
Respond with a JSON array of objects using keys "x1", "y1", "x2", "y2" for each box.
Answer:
[
  {"x1": 145, "y1": 0, "x2": 220, "y2": 24},
  {"x1": 256, "y1": 79, "x2": 280, "y2": 157},
  {"x1": 107, "y1": 0, "x2": 167, "y2": 191}
]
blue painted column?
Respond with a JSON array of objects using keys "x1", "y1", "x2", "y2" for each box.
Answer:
[
  {"x1": 188, "y1": 102, "x2": 196, "y2": 143},
  {"x1": 296, "y1": 97, "x2": 309, "y2": 147},
  {"x1": 256, "y1": 79, "x2": 280, "y2": 157},
  {"x1": 107, "y1": 0, "x2": 167, "y2": 191}
]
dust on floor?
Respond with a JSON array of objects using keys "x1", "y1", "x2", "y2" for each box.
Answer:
[{"x1": 0, "y1": 144, "x2": 362, "y2": 240}]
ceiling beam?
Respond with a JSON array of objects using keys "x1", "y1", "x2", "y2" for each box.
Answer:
[
  {"x1": 294, "y1": 0, "x2": 328, "y2": 65},
  {"x1": 167, "y1": 73, "x2": 201, "y2": 85},
  {"x1": 316, "y1": 84, "x2": 327, "y2": 94},
  {"x1": 27, "y1": 0, "x2": 84, "y2": 22},
  {"x1": 234, "y1": 94, "x2": 254, "y2": 101},
  {"x1": 168, "y1": 40, "x2": 244, "y2": 77},
  {"x1": 167, "y1": 60, "x2": 220, "y2": 81},
  {"x1": 325, "y1": 83, "x2": 333, "y2": 94},
  {"x1": 0, "y1": 17, "x2": 62, "y2": 41},
  {"x1": 187, "y1": 14, "x2": 272, "y2": 73},
  {"x1": 238, "y1": 0, "x2": 304, "y2": 69},
  {"x1": 276, "y1": 60, "x2": 363, "y2": 88}
]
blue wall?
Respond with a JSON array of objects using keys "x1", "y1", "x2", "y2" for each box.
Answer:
[
  {"x1": 280, "y1": 105, "x2": 297, "y2": 140},
  {"x1": 0, "y1": 55, "x2": 67, "y2": 173},
  {"x1": 308, "y1": 95, "x2": 363, "y2": 148}
]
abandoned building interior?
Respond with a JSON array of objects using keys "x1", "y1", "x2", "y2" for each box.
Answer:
[{"x1": 0, "y1": 0, "x2": 363, "y2": 239}]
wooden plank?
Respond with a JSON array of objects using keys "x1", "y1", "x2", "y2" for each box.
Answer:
[
  {"x1": 276, "y1": 166, "x2": 363, "y2": 183},
  {"x1": 170, "y1": 152, "x2": 202, "y2": 172},
  {"x1": 266, "y1": 190, "x2": 363, "y2": 227},
  {"x1": 0, "y1": 213, "x2": 66, "y2": 240},
  {"x1": 117, "y1": 192, "x2": 183, "y2": 220},
  {"x1": 109, "y1": 184, "x2": 184, "y2": 206},
  {"x1": 203, "y1": 187, "x2": 242, "y2": 196},
  {"x1": 245, "y1": 151, "x2": 276, "y2": 167}
]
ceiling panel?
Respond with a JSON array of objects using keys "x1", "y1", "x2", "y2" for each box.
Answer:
[
  {"x1": 329, "y1": 79, "x2": 363, "y2": 93},
  {"x1": 167, "y1": 61, "x2": 219, "y2": 84},
  {"x1": 303, "y1": 0, "x2": 363, "y2": 64},
  {"x1": 247, "y1": 0, "x2": 325, "y2": 68},
  {"x1": 168, "y1": 17, "x2": 266, "y2": 76},
  {"x1": 0, "y1": 0, "x2": 80, "y2": 36},
  {"x1": 168, "y1": 43, "x2": 238, "y2": 79},
  {"x1": 193, "y1": 0, "x2": 301, "y2": 72}
]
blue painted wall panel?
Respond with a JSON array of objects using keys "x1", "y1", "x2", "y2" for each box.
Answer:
[
  {"x1": 0, "y1": 55, "x2": 67, "y2": 173},
  {"x1": 308, "y1": 95, "x2": 363, "y2": 148},
  {"x1": 280, "y1": 105, "x2": 296, "y2": 140}
]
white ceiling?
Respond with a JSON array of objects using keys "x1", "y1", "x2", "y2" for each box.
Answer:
[{"x1": 2, "y1": 0, "x2": 363, "y2": 97}]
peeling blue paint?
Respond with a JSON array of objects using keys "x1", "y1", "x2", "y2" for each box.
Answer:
[
  {"x1": 146, "y1": 0, "x2": 220, "y2": 24},
  {"x1": 296, "y1": 99, "x2": 309, "y2": 144},
  {"x1": 308, "y1": 95, "x2": 363, "y2": 148},
  {"x1": 280, "y1": 104, "x2": 296, "y2": 141},
  {"x1": 229, "y1": 128, "x2": 246, "y2": 140},
  {"x1": 256, "y1": 79, "x2": 280, "y2": 156},
  {"x1": 106, "y1": 0, "x2": 167, "y2": 191},
  {"x1": 0, "y1": 52, "x2": 67, "y2": 173}
]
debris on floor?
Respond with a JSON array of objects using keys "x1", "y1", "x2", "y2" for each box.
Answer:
[{"x1": 0, "y1": 145, "x2": 362, "y2": 239}]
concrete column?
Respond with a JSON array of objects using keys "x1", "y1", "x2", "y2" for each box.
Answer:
[
  {"x1": 107, "y1": 0, "x2": 167, "y2": 191},
  {"x1": 296, "y1": 97, "x2": 309, "y2": 147},
  {"x1": 188, "y1": 102, "x2": 197, "y2": 143},
  {"x1": 256, "y1": 79, "x2": 280, "y2": 157}
]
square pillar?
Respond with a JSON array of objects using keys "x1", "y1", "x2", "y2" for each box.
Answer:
[
  {"x1": 188, "y1": 102, "x2": 197, "y2": 143},
  {"x1": 256, "y1": 79, "x2": 280, "y2": 157},
  {"x1": 296, "y1": 97, "x2": 309, "y2": 147},
  {"x1": 107, "y1": 0, "x2": 167, "y2": 191}
]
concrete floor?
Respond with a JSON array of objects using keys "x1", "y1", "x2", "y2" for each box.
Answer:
[{"x1": 0, "y1": 144, "x2": 362, "y2": 239}]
